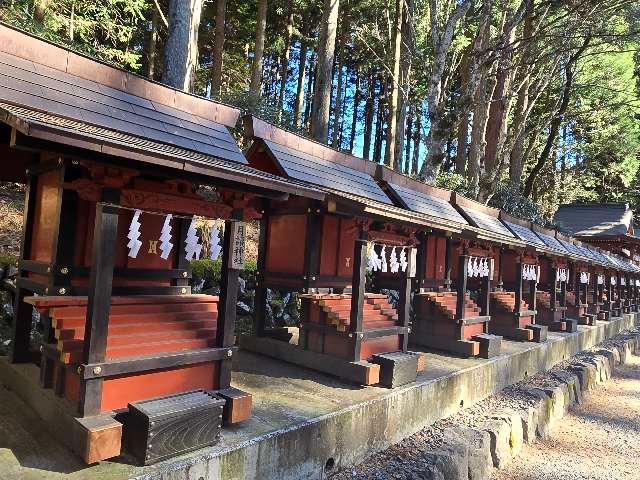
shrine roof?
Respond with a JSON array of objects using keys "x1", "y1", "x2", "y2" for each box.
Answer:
[
  {"x1": 450, "y1": 194, "x2": 516, "y2": 241},
  {"x1": 499, "y1": 213, "x2": 546, "y2": 248},
  {"x1": 244, "y1": 116, "x2": 392, "y2": 206},
  {"x1": 530, "y1": 225, "x2": 569, "y2": 254},
  {"x1": 375, "y1": 166, "x2": 468, "y2": 228},
  {"x1": 0, "y1": 25, "x2": 325, "y2": 198},
  {"x1": 554, "y1": 202, "x2": 634, "y2": 237}
]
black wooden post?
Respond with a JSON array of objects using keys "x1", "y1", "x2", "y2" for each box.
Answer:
[
  {"x1": 398, "y1": 248, "x2": 413, "y2": 352},
  {"x1": 515, "y1": 261, "x2": 524, "y2": 315},
  {"x1": 559, "y1": 272, "x2": 567, "y2": 319},
  {"x1": 303, "y1": 206, "x2": 322, "y2": 292},
  {"x1": 9, "y1": 173, "x2": 37, "y2": 364},
  {"x1": 254, "y1": 204, "x2": 269, "y2": 336},
  {"x1": 529, "y1": 277, "x2": 537, "y2": 314},
  {"x1": 480, "y1": 262, "x2": 491, "y2": 318},
  {"x1": 216, "y1": 215, "x2": 244, "y2": 389},
  {"x1": 444, "y1": 237, "x2": 452, "y2": 291},
  {"x1": 497, "y1": 249, "x2": 505, "y2": 291},
  {"x1": 349, "y1": 240, "x2": 367, "y2": 361},
  {"x1": 79, "y1": 190, "x2": 120, "y2": 416},
  {"x1": 173, "y1": 217, "x2": 191, "y2": 289},
  {"x1": 550, "y1": 265, "x2": 558, "y2": 310},
  {"x1": 606, "y1": 275, "x2": 613, "y2": 311},
  {"x1": 456, "y1": 255, "x2": 468, "y2": 320}
]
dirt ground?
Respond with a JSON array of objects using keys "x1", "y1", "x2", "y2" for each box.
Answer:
[{"x1": 492, "y1": 354, "x2": 640, "y2": 480}]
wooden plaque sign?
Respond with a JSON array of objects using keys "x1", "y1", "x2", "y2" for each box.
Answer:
[
  {"x1": 407, "y1": 248, "x2": 417, "y2": 278},
  {"x1": 230, "y1": 221, "x2": 247, "y2": 269}
]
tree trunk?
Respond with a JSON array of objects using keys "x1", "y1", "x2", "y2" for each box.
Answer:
[
  {"x1": 144, "y1": 9, "x2": 160, "y2": 80},
  {"x1": 404, "y1": 104, "x2": 413, "y2": 174},
  {"x1": 349, "y1": 68, "x2": 361, "y2": 153},
  {"x1": 294, "y1": 40, "x2": 308, "y2": 128},
  {"x1": 523, "y1": 37, "x2": 590, "y2": 197},
  {"x1": 465, "y1": 0, "x2": 493, "y2": 196},
  {"x1": 34, "y1": 0, "x2": 50, "y2": 22},
  {"x1": 362, "y1": 72, "x2": 375, "y2": 159},
  {"x1": 210, "y1": 0, "x2": 227, "y2": 96},
  {"x1": 249, "y1": 0, "x2": 268, "y2": 97},
  {"x1": 477, "y1": 24, "x2": 517, "y2": 202},
  {"x1": 412, "y1": 104, "x2": 422, "y2": 175},
  {"x1": 331, "y1": 28, "x2": 345, "y2": 148},
  {"x1": 162, "y1": 0, "x2": 203, "y2": 92},
  {"x1": 373, "y1": 76, "x2": 386, "y2": 163},
  {"x1": 455, "y1": 48, "x2": 471, "y2": 175},
  {"x1": 384, "y1": 0, "x2": 404, "y2": 169},
  {"x1": 311, "y1": 0, "x2": 340, "y2": 143},
  {"x1": 303, "y1": 53, "x2": 316, "y2": 130},
  {"x1": 422, "y1": 0, "x2": 473, "y2": 180},
  {"x1": 395, "y1": 0, "x2": 415, "y2": 172},
  {"x1": 277, "y1": 0, "x2": 294, "y2": 115}
]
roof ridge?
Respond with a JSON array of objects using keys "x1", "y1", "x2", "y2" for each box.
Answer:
[{"x1": 0, "y1": 22, "x2": 240, "y2": 128}]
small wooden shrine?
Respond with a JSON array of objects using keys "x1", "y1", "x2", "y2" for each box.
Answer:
[
  {"x1": 242, "y1": 116, "x2": 424, "y2": 387},
  {"x1": 0, "y1": 25, "x2": 316, "y2": 465},
  {"x1": 529, "y1": 225, "x2": 574, "y2": 332}
]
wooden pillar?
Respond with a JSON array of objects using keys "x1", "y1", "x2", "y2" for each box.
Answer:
[
  {"x1": 550, "y1": 265, "x2": 558, "y2": 310},
  {"x1": 254, "y1": 204, "x2": 269, "y2": 336},
  {"x1": 216, "y1": 214, "x2": 244, "y2": 390},
  {"x1": 173, "y1": 217, "x2": 191, "y2": 288},
  {"x1": 349, "y1": 240, "x2": 367, "y2": 361},
  {"x1": 515, "y1": 261, "x2": 524, "y2": 314},
  {"x1": 9, "y1": 174, "x2": 37, "y2": 363},
  {"x1": 444, "y1": 238, "x2": 452, "y2": 291},
  {"x1": 398, "y1": 249, "x2": 413, "y2": 352},
  {"x1": 303, "y1": 205, "x2": 322, "y2": 292},
  {"x1": 78, "y1": 190, "x2": 120, "y2": 417},
  {"x1": 560, "y1": 273, "x2": 567, "y2": 318},
  {"x1": 529, "y1": 277, "x2": 537, "y2": 313},
  {"x1": 480, "y1": 262, "x2": 491, "y2": 318},
  {"x1": 597, "y1": 275, "x2": 604, "y2": 304},
  {"x1": 456, "y1": 255, "x2": 468, "y2": 320},
  {"x1": 497, "y1": 249, "x2": 505, "y2": 291}
]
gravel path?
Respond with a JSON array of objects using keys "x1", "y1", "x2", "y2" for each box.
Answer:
[{"x1": 492, "y1": 354, "x2": 640, "y2": 480}]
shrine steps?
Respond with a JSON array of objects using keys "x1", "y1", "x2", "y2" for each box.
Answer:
[
  {"x1": 564, "y1": 291, "x2": 597, "y2": 326},
  {"x1": 26, "y1": 294, "x2": 226, "y2": 412},
  {"x1": 241, "y1": 293, "x2": 423, "y2": 387},
  {"x1": 488, "y1": 291, "x2": 542, "y2": 342},
  {"x1": 534, "y1": 290, "x2": 573, "y2": 332},
  {"x1": 410, "y1": 292, "x2": 501, "y2": 359}
]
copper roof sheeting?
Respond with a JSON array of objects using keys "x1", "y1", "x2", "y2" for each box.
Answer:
[
  {"x1": 0, "y1": 102, "x2": 324, "y2": 200},
  {"x1": 554, "y1": 202, "x2": 634, "y2": 237}
]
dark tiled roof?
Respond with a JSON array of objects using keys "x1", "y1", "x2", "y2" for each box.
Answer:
[
  {"x1": 0, "y1": 102, "x2": 325, "y2": 200},
  {"x1": 0, "y1": 49, "x2": 246, "y2": 164},
  {"x1": 262, "y1": 139, "x2": 392, "y2": 205},
  {"x1": 534, "y1": 231, "x2": 568, "y2": 254},
  {"x1": 386, "y1": 182, "x2": 466, "y2": 224},
  {"x1": 554, "y1": 203, "x2": 633, "y2": 236},
  {"x1": 503, "y1": 221, "x2": 546, "y2": 247},
  {"x1": 461, "y1": 208, "x2": 515, "y2": 238}
]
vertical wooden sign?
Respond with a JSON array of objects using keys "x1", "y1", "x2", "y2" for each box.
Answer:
[{"x1": 229, "y1": 221, "x2": 247, "y2": 270}]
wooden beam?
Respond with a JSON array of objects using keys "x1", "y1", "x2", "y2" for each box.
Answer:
[
  {"x1": 10, "y1": 173, "x2": 37, "y2": 363},
  {"x1": 78, "y1": 347, "x2": 235, "y2": 380},
  {"x1": 216, "y1": 214, "x2": 244, "y2": 389},
  {"x1": 349, "y1": 240, "x2": 367, "y2": 362},
  {"x1": 79, "y1": 189, "x2": 119, "y2": 417},
  {"x1": 456, "y1": 255, "x2": 468, "y2": 320}
]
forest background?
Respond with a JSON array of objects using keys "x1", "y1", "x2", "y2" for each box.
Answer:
[{"x1": 2, "y1": 0, "x2": 639, "y2": 225}]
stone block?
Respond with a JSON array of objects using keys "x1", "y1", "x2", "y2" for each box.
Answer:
[
  {"x1": 471, "y1": 333, "x2": 502, "y2": 359},
  {"x1": 542, "y1": 386, "x2": 566, "y2": 420},
  {"x1": 518, "y1": 406, "x2": 538, "y2": 443},
  {"x1": 526, "y1": 324, "x2": 548, "y2": 343},
  {"x1": 371, "y1": 352, "x2": 418, "y2": 388},
  {"x1": 551, "y1": 371, "x2": 581, "y2": 406},
  {"x1": 480, "y1": 418, "x2": 512, "y2": 469},
  {"x1": 444, "y1": 427, "x2": 492, "y2": 480},
  {"x1": 424, "y1": 433, "x2": 469, "y2": 480},
  {"x1": 526, "y1": 388, "x2": 552, "y2": 439}
]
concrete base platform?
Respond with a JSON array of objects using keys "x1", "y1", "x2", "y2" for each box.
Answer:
[{"x1": 0, "y1": 313, "x2": 637, "y2": 479}]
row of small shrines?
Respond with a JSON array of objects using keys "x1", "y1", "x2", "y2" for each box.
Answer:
[{"x1": 5, "y1": 120, "x2": 640, "y2": 467}]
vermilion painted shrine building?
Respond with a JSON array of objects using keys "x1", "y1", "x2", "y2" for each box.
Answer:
[{"x1": 0, "y1": 24, "x2": 638, "y2": 466}]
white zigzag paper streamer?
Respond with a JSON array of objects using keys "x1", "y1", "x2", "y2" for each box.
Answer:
[
  {"x1": 127, "y1": 209, "x2": 143, "y2": 258},
  {"x1": 159, "y1": 214, "x2": 173, "y2": 260},
  {"x1": 210, "y1": 221, "x2": 223, "y2": 260},
  {"x1": 184, "y1": 217, "x2": 202, "y2": 261},
  {"x1": 400, "y1": 247, "x2": 408, "y2": 272}
]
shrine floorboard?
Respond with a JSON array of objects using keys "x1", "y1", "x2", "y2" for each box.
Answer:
[{"x1": 0, "y1": 313, "x2": 637, "y2": 480}]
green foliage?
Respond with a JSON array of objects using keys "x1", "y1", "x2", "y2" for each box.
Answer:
[
  {"x1": 489, "y1": 182, "x2": 552, "y2": 226},
  {"x1": 190, "y1": 258, "x2": 257, "y2": 289},
  {"x1": 0, "y1": 0, "x2": 148, "y2": 70}
]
